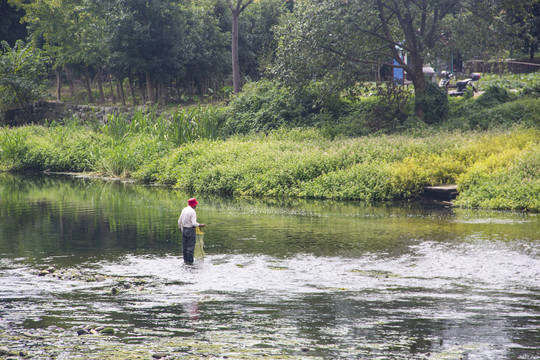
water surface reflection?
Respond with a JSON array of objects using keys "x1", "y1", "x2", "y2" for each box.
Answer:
[{"x1": 0, "y1": 174, "x2": 538, "y2": 359}]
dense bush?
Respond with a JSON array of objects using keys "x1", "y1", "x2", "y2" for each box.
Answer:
[
  {"x1": 0, "y1": 40, "x2": 48, "y2": 112},
  {"x1": 446, "y1": 94, "x2": 540, "y2": 131},
  {"x1": 0, "y1": 124, "x2": 105, "y2": 172},
  {"x1": 223, "y1": 79, "x2": 452, "y2": 136},
  {"x1": 414, "y1": 81, "x2": 449, "y2": 125},
  {"x1": 456, "y1": 146, "x2": 540, "y2": 211},
  {"x1": 222, "y1": 79, "x2": 347, "y2": 134},
  {"x1": 133, "y1": 128, "x2": 539, "y2": 210},
  {"x1": 222, "y1": 75, "x2": 540, "y2": 137},
  {"x1": 222, "y1": 80, "x2": 306, "y2": 134},
  {"x1": 474, "y1": 85, "x2": 512, "y2": 108},
  {"x1": 466, "y1": 97, "x2": 540, "y2": 130},
  {"x1": 1, "y1": 119, "x2": 538, "y2": 211}
]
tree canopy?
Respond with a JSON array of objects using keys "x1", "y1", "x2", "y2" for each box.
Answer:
[
  {"x1": 272, "y1": 0, "x2": 539, "y2": 120},
  {"x1": 0, "y1": 40, "x2": 48, "y2": 109},
  {"x1": 6, "y1": 0, "x2": 286, "y2": 104},
  {"x1": 2, "y1": 0, "x2": 539, "y2": 118}
]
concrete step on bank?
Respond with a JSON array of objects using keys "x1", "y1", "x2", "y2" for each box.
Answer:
[{"x1": 423, "y1": 185, "x2": 458, "y2": 201}]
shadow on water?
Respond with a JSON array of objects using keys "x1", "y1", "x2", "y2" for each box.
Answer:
[{"x1": 0, "y1": 173, "x2": 539, "y2": 359}]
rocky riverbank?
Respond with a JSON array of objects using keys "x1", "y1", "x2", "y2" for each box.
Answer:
[{"x1": 1, "y1": 101, "x2": 131, "y2": 126}]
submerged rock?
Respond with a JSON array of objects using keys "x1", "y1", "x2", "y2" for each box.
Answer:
[
  {"x1": 152, "y1": 352, "x2": 168, "y2": 359},
  {"x1": 77, "y1": 328, "x2": 90, "y2": 336},
  {"x1": 0, "y1": 346, "x2": 16, "y2": 356},
  {"x1": 99, "y1": 327, "x2": 115, "y2": 335},
  {"x1": 38, "y1": 266, "x2": 56, "y2": 276},
  {"x1": 76, "y1": 325, "x2": 115, "y2": 336},
  {"x1": 22, "y1": 331, "x2": 45, "y2": 340}
]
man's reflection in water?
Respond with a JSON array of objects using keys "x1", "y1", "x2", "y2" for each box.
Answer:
[{"x1": 184, "y1": 301, "x2": 200, "y2": 321}]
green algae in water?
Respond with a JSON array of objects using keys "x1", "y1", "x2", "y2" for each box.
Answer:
[{"x1": 1, "y1": 175, "x2": 539, "y2": 359}]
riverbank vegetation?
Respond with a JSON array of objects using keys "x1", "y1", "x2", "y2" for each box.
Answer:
[
  {"x1": 2, "y1": 1, "x2": 540, "y2": 212},
  {"x1": 1, "y1": 84, "x2": 539, "y2": 211}
]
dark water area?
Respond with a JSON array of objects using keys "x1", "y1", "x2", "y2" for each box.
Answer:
[{"x1": 0, "y1": 173, "x2": 539, "y2": 359}]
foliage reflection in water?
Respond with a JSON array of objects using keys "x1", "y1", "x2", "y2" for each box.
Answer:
[{"x1": 0, "y1": 173, "x2": 539, "y2": 359}]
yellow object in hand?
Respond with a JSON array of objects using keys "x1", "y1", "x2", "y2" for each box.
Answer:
[{"x1": 194, "y1": 226, "x2": 205, "y2": 259}]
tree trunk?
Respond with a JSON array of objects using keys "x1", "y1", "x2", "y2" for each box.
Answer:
[
  {"x1": 84, "y1": 65, "x2": 94, "y2": 103},
  {"x1": 108, "y1": 73, "x2": 117, "y2": 103},
  {"x1": 409, "y1": 56, "x2": 427, "y2": 121},
  {"x1": 128, "y1": 77, "x2": 137, "y2": 106},
  {"x1": 146, "y1": 72, "x2": 155, "y2": 104},
  {"x1": 530, "y1": 44, "x2": 535, "y2": 62},
  {"x1": 96, "y1": 67, "x2": 105, "y2": 103},
  {"x1": 231, "y1": 9, "x2": 241, "y2": 94},
  {"x1": 66, "y1": 65, "x2": 75, "y2": 97},
  {"x1": 117, "y1": 79, "x2": 126, "y2": 106},
  {"x1": 56, "y1": 69, "x2": 62, "y2": 101},
  {"x1": 229, "y1": 0, "x2": 254, "y2": 94},
  {"x1": 140, "y1": 87, "x2": 147, "y2": 104}
]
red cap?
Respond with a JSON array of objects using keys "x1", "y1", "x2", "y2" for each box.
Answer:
[{"x1": 188, "y1": 198, "x2": 198, "y2": 207}]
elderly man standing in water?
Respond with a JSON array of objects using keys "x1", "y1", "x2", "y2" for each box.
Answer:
[{"x1": 178, "y1": 198, "x2": 206, "y2": 265}]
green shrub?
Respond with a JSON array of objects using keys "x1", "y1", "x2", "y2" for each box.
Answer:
[
  {"x1": 367, "y1": 82, "x2": 414, "y2": 130},
  {"x1": 479, "y1": 73, "x2": 540, "y2": 91},
  {"x1": 222, "y1": 80, "x2": 347, "y2": 134},
  {"x1": 0, "y1": 124, "x2": 105, "y2": 172},
  {"x1": 169, "y1": 106, "x2": 221, "y2": 145},
  {"x1": 334, "y1": 97, "x2": 377, "y2": 137},
  {"x1": 456, "y1": 146, "x2": 540, "y2": 211},
  {"x1": 414, "y1": 81, "x2": 449, "y2": 125},
  {"x1": 0, "y1": 40, "x2": 48, "y2": 111},
  {"x1": 465, "y1": 97, "x2": 540, "y2": 130},
  {"x1": 475, "y1": 85, "x2": 511, "y2": 108},
  {"x1": 223, "y1": 80, "x2": 300, "y2": 134},
  {"x1": 300, "y1": 160, "x2": 396, "y2": 201},
  {"x1": 337, "y1": 84, "x2": 416, "y2": 136},
  {"x1": 0, "y1": 126, "x2": 29, "y2": 171}
]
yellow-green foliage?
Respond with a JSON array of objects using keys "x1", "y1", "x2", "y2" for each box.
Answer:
[
  {"x1": 1, "y1": 123, "x2": 538, "y2": 211},
  {"x1": 133, "y1": 128, "x2": 540, "y2": 210},
  {"x1": 455, "y1": 145, "x2": 540, "y2": 211},
  {"x1": 0, "y1": 124, "x2": 106, "y2": 172}
]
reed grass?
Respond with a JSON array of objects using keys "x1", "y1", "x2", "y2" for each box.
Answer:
[
  {"x1": 132, "y1": 127, "x2": 540, "y2": 211},
  {"x1": 1, "y1": 111, "x2": 538, "y2": 211}
]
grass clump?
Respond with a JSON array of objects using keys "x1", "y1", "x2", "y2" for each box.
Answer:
[
  {"x1": 455, "y1": 146, "x2": 540, "y2": 211},
  {"x1": 0, "y1": 124, "x2": 105, "y2": 172},
  {"x1": 3, "y1": 118, "x2": 537, "y2": 211},
  {"x1": 133, "y1": 128, "x2": 539, "y2": 210},
  {"x1": 0, "y1": 105, "x2": 220, "y2": 176}
]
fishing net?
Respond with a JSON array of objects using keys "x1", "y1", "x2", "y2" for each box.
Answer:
[{"x1": 194, "y1": 226, "x2": 205, "y2": 259}]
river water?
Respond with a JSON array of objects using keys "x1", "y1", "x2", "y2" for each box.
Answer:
[{"x1": 0, "y1": 174, "x2": 539, "y2": 359}]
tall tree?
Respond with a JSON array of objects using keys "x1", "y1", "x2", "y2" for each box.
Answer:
[
  {"x1": 183, "y1": 1, "x2": 230, "y2": 98},
  {"x1": 274, "y1": 0, "x2": 472, "y2": 120},
  {"x1": 105, "y1": 0, "x2": 189, "y2": 104},
  {"x1": 9, "y1": 0, "x2": 97, "y2": 102},
  {"x1": 440, "y1": 1, "x2": 519, "y2": 73},
  {"x1": 229, "y1": 0, "x2": 254, "y2": 94},
  {"x1": 503, "y1": 0, "x2": 540, "y2": 60},
  {"x1": 0, "y1": 40, "x2": 48, "y2": 110},
  {"x1": 0, "y1": 2, "x2": 27, "y2": 46},
  {"x1": 240, "y1": 0, "x2": 287, "y2": 78}
]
